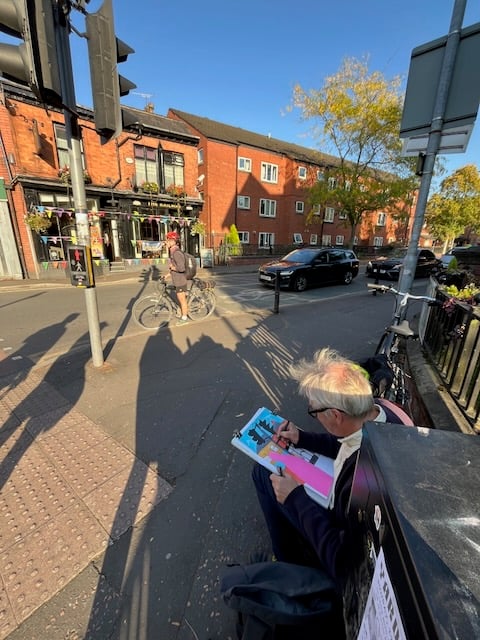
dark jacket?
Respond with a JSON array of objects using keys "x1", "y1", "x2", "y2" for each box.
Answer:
[{"x1": 283, "y1": 407, "x2": 406, "y2": 585}]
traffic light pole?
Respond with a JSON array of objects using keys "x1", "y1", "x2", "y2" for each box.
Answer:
[{"x1": 55, "y1": 2, "x2": 104, "y2": 367}]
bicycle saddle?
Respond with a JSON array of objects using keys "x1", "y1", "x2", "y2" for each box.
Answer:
[{"x1": 388, "y1": 320, "x2": 415, "y2": 337}]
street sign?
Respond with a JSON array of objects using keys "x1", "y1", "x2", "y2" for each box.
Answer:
[
  {"x1": 400, "y1": 21, "x2": 480, "y2": 155},
  {"x1": 68, "y1": 245, "x2": 95, "y2": 287}
]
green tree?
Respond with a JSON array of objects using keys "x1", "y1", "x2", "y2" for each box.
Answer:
[
  {"x1": 292, "y1": 57, "x2": 418, "y2": 247},
  {"x1": 225, "y1": 224, "x2": 242, "y2": 256},
  {"x1": 426, "y1": 164, "x2": 480, "y2": 251}
]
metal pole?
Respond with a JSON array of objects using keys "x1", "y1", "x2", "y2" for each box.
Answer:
[
  {"x1": 397, "y1": 0, "x2": 467, "y2": 318},
  {"x1": 55, "y1": 1, "x2": 104, "y2": 367},
  {"x1": 273, "y1": 272, "x2": 280, "y2": 313}
]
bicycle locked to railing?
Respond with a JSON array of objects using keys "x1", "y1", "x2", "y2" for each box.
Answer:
[
  {"x1": 132, "y1": 276, "x2": 217, "y2": 330},
  {"x1": 361, "y1": 283, "x2": 439, "y2": 413}
]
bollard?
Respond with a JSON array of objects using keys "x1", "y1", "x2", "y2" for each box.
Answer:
[{"x1": 273, "y1": 272, "x2": 280, "y2": 313}]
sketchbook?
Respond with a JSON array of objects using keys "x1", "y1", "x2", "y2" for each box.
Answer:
[{"x1": 232, "y1": 407, "x2": 334, "y2": 508}]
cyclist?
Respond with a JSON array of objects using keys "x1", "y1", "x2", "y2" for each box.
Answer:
[{"x1": 165, "y1": 231, "x2": 189, "y2": 325}]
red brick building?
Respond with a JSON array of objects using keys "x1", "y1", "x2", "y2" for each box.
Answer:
[
  {"x1": 0, "y1": 81, "x2": 202, "y2": 279},
  {"x1": 169, "y1": 109, "x2": 417, "y2": 255}
]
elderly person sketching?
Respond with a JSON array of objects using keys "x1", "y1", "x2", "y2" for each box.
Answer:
[{"x1": 252, "y1": 347, "x2": 405, "y2": 587}]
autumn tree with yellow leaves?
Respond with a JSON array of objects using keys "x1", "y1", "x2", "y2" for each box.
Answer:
[
  {"x1": 426, "y1": 164, "x2": 480, "y2": 252},
  {"x1": 292, "y1": 58, "x2": 418, "y2": 247}
]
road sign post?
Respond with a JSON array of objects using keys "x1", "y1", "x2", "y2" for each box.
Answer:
[{"x1": 396, "y1": 0, "x2": 476, "y2": 316}]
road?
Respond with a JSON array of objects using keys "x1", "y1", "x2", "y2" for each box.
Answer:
[{"x1": 0, "y1": 271, "x2": 382, "y2": 366}]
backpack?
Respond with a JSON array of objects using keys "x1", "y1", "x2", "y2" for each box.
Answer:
[
  {"x1": 183, "y1": 252, "x2": 197, "y2": 279},
  {"x1": 220, "y1": 561, "x2": 345, "y2": 640}
]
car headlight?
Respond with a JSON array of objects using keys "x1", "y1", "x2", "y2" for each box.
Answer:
[{"x1": 280, "y1": 270, "x2": 294, "y2": 276}]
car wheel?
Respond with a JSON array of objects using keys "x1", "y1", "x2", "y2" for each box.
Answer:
[
  {"x1": 292, "y1": 274, "x2": 308, "y2": 292},
  {"x1": 342, "y1": 270, "x2": 353, "y2": 285}
]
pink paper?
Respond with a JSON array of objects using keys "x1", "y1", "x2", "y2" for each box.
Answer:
[{"x1": 270, "y1": 452, "x2": 333, "y2": 496}]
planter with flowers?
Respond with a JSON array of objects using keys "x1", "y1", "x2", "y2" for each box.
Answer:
[
  {"x1": 166, "y1": 184, "x2": 186, "y2": 198},
  {"x1": 25, "y1": 211, "x2": 52, "y2": 233},
  {"x1": 140, "y1": 181, "x2": 159, "y2": 194},
  {"x1": 58, "y1": 166, "x2": 92, "y2": 184}
]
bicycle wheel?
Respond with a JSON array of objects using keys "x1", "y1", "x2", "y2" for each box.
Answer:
[
  {"x1": 133, "y1": 296, "x2": 174, "y2": 329},
  {"x1": 188, "y1": 291, "x2": 215, "y2": 321}
]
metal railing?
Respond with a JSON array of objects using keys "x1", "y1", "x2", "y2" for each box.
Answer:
[{"x1": 422, "y1": 289, "x2": 480, "y2": 432}]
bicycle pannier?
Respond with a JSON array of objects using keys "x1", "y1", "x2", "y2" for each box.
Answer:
[{"x1": 183, "y1": 252, "x2": 197, "y2": 280}]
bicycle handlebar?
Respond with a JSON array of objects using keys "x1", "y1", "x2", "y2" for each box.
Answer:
[{"x1": 367, "y1": 283, "x2": 437, "y2": 305}]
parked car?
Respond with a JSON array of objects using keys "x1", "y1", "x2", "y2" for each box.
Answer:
[
  {"x1": 366, "y1": 248, "x2": 439, "y2": 280},
  {"x1": 258, "y1": 247, "x2": 359, "y2": 291},
  {"x1": 439, "y1": 251, "x2": 457, "y2": 268}
]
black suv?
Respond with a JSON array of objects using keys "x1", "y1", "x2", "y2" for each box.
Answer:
[
  {"x1": 366, "y1": 248, "x2": 439, "y2": 280},
  {"x1": 258, "y1": 247, "x2": 360, "y2": 292}
]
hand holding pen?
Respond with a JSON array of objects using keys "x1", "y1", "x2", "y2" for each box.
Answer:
[{"x1": 273, "y1": 419, "x2": 300, "y2": 446}]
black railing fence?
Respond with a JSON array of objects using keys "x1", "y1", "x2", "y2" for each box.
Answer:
[{"x1": 422, "y1": 288, "x2": 480, "y2": 432}]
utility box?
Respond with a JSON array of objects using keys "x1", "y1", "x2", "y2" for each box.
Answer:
[{"x1": 344, "y1": 423, "x2": 480, "y2": 639}]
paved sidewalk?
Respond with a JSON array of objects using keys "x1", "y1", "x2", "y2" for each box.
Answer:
[{"x1": 0, "y1": 367, "x2": 171, "y2": 639}]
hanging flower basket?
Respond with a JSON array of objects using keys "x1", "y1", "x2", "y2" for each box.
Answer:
[
  {"x1": 190, "y1": 220, "x2": 206, "y2": 236},
  {"x1": 25, "y1": 212, "x2": 52, "y2": 233}
]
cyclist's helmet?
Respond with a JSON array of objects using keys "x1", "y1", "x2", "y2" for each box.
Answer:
[{"x1": 166, "y1": 231, "x2": 179, "y2": 240}]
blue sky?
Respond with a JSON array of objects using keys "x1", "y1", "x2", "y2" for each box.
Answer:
[{"x1": 7, "y1": 1, "x2": 480, "y2": 182}]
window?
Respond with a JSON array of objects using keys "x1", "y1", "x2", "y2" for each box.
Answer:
[
  {"x1": 377, "y1": 212, "x2": 386, "y2": 226},
  {"x1": 344, "y1": 180, "x2": 352, "y2": 191},
  {"x1": 359, "y1": 184, "x2": 367, "y2": 192},
  {"x1": 298, "y1": 166, "x2": 307, "y2": 180},
  {"x1": 316, "y1": 170, "x2": 324, "y2": 181},
  {"x1": 312, "y1": 204, "x2": 321, "y2": 216},
  {"x1": 373, "y1": 236, "x2": 384, "y2": 247},
  {"x1": 310, "y1": 234, "x2": 318, "y2": 245},
  {"x1": 55, "y1": 123, "x2": 84, "y2": 170},
  {"x1": 238, "y1": 157, "x2": 252, "y2": 172},
  {"x1": 324, "y1": 207, "x2": 335, "y2": 222},
  {"x1": 322, "y1": 234, "x2": 332, "y2": 246},
  {"x1": 134, "y1": 144, "x2": 158, "y2": 185},
  {"x1": 329, "y1": 250, "x2": 345, "y2": 262},
  {"x1": 335, "y1": 235, "x2": 344, "y2": 245},
  {"x1": 295, "y1": 201, "x2": 304, "y2": 214},
  {"x1": 259, "y1": 199, "x2": 276, "y2": 217},
  {"x1": 261, "y1": 162, "x2": 278, "y2": 183},
  {"x1": 293, "y1": 233, "x2": 303, "y2": 244},
  {"x1": 353, "y1": 236, "x2": 358, "y2": 246},
  {"x1": 238, "y1": 231, "x2": 249, "y2": 243},
  {"x1": 259, "y1": 232, "x2": 274, "y2": 248},
  {"x1": 338, "y1": 210, "x2": 347, "y2": 220},
  {"x1": 237, "y1": 195, "x2": 251, "y2": 209},
  {"x1": 328, "y1": 176, "x2": 336, "y2": 190},
  {"x1": 163, "y1": 151, "x2": 184, "y2": 189},
  {"x1": 197, "y1": 149, "x2": 204, "y2": 164}
]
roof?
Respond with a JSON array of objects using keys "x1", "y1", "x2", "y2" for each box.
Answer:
[
  {"x1": 121, "y1": 106, "x2": 200, "y2": 145},
  {"x1": 169, "y1": 109, "x2": 340, "y2": 168}
]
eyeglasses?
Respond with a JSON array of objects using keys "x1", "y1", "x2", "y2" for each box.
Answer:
[{"x1": 308, "y1": 407, "x2": 345, "y2": 418}]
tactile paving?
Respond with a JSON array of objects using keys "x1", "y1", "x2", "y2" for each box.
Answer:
[
  {"x1": 0, "y1": 371, "x2": 173, "y2": 636},
  {"x1": 82, "y1": 459, "x2": 171, "y2": 540},
  {"x1": 0, "y1": 502, "x2": 110, "y2": 625},
  {"x1": 0, "y1": 372, "x2": 70, "y2": 421}
]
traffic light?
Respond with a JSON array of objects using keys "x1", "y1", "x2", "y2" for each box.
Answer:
[
  {"x1": 0, "y1": 0, "x2": 62, "y2": 106},
  {"x1": 86, "y1": 0, "x2": 136, "y2": 144}
]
